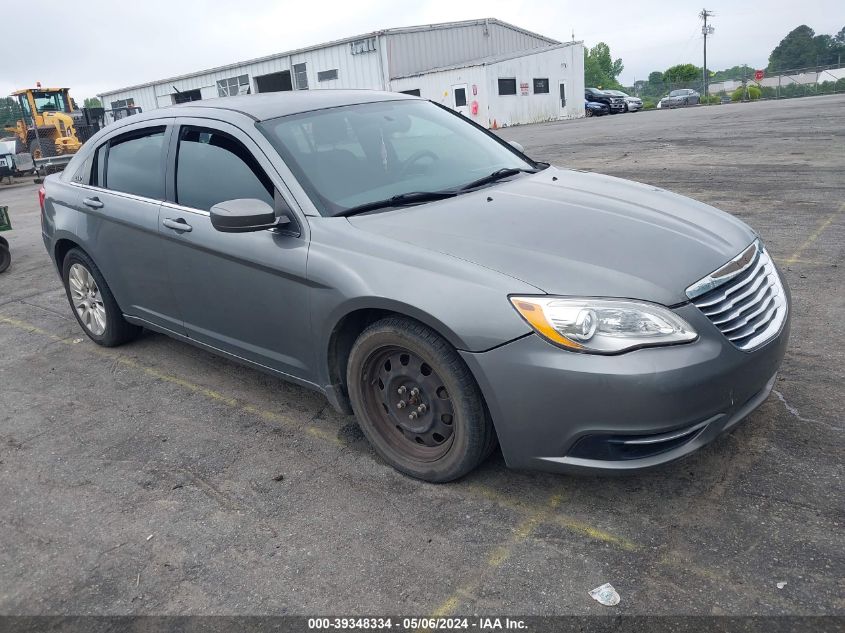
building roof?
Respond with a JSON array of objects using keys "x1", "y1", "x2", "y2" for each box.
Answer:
[
  {"x1": 99, "y1": 18, "x2": 559, "y2": 97},
  {"x1": 390, "y1": 42, "x2": 580, "y2": 79},
  {"x1": 130, "y1": 89, "x2": 415, "y2": 122}
]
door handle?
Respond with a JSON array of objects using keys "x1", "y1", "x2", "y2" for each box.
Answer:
[
  {"x1": 83, "y1": 197, "x2": 103, "y2": 209},
  {"x1": 163, "y1": 218, "x2": 192, "y2": 232}
]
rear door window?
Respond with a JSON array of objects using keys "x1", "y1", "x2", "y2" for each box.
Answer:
[
  {"x1": 175, "y1": 126, "x2": 274, "y2": 212},
  {"x1": 104, "y1": 127, "x2": 166, "y2": 199}
]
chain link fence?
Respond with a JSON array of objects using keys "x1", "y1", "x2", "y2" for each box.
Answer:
[{"x1": 631, "y1": 63, "x2": 845, "y2": 108}]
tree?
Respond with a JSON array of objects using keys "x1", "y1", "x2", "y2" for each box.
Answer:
[
  {"x1": 768, "y1": 25, "x2": 819, "y2": 71},
  {"x1": 664, "y1": 63, "x2": 700, "y2": 84},
  {"x1": 584, "y1": 42, "x2": 624, "y2": 89},
  {"x1": 0, "y1": 97, "x2": 23, "y2": 130},
  {"x1": 647, "y1": 71, "x2": 664, "y2": 84},
  {"x1": 83, "y1": 97, "x2": 102, "y2": 108}
]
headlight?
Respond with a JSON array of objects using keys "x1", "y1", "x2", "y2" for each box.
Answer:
[{"x1": 510, "y1": 296, "x2": 697, "y2": 354}]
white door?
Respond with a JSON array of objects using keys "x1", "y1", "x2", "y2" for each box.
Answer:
[
  {"x1": 558, "y1": 82, "x2": 568, "y2": 117},
  {"x1": 452, "y1": 84, "x2": 469, "y2": 116}
]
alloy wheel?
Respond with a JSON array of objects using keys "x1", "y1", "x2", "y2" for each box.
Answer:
[{"x1": 68, "y1": 263, "x2": 107, "y2": 336}]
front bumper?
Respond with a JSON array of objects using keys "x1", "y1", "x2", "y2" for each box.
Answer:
[
  {"x1": 625, "y1": 101, "x2": 643, "y2": 111},
  {"x1": 461, "y1": 303, "x2": 790, "y2": 474}
]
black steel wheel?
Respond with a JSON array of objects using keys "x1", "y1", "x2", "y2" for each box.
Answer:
[{"x1": 347, "y1": 317, "x2": 496, "y2": 482}]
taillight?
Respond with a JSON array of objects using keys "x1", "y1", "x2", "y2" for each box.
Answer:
[{"x1": 38, "y1": 186, "x2": 46, "y2": 211}]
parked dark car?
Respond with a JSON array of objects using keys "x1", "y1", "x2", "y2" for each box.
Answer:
[
  {"x1": 585, "y1": 88, "x2": 625, "y2": 114},
  {"x1": 658, "y1": 89, "x2": 701, "y2": 108},
  {"x1": 41, "y1": 91, "x2": 790, "y2": 482},
  {"x1": 584, "y1": 99, "x2": 609, "y2": 116}
]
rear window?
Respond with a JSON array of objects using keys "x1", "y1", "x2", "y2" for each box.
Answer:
[{"x1": 105, "y1": 127, "x2": 166, "y2": 199}]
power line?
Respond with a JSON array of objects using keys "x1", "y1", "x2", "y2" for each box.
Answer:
[{"x1": 700, "y1": 9, "x2": 715, "y2": 97}]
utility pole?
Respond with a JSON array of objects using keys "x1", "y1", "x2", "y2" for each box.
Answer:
[{"x1": 700, "y1": 9, "x2": 715, "y2": 98}]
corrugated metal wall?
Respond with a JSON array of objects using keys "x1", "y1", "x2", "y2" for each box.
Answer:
[
  {"x1": 390, "y1": 44, "x2": 585, "y2": 127},
  {"x1": 99, "y1": 40, "x2": 385, "y2": 115},
  {"x1": 386, "y1": 21, "x2": 555, "y2": 79},
  {"x1": 485, "y1": 44, "x2": 585, "y2": 127}
]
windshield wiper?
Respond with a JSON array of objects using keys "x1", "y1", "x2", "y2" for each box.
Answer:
[
  {"x1": 335, "y1": 191, "x2": 458, "y2": 217},
  {"x1": 457, "y1": 167, "x2": 539, "y2": 191}
]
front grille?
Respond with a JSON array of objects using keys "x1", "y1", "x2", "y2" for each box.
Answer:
[{"x1": 687, "y1": 240, "x2": 787, "y2": 351}]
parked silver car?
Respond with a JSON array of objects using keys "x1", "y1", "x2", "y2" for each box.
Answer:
[
  {"x1": 41, "y1": 91, "x2": 789, "y2": 482},
  {"x1": 659, "y1": 89, "x2": 701, "y2": 108},
  {"x1": 603, "y1": 90, "x2": 643, "y2": 112}
]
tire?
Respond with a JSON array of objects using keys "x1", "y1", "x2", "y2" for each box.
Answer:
[
  {"x1": 29, "y1": 137, "x2": 55, "y2": 160},
  {"x1": 585, "y1": 109, "x2": 593, "y2": 117},
  {"x1": 0, "y1": 239, "x2": 10, "y2": 273},
  {"x1": 61, "y1": 248, "x2": 141, "y2": 346},
  {"x1": 347, "y1": 317, "x2": 496, "y2": 482}
]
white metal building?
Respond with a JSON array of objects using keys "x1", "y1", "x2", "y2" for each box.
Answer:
[{"x1": 98, "y1": 18, "x2": 585, "y2": 127}]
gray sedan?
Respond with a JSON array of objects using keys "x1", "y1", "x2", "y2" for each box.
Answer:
[
  {"x1": 659, "y1": 88, "x2": 701, "y2": 108},
  {"x1": 40, "y1": 91, "x2": 789, "y2": 482}
]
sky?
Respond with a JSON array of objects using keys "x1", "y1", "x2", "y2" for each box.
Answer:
[{"x1": 4, "y1": 0, "x2": 842, "y2": 100}]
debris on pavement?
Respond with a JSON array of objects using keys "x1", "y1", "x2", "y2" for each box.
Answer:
[
  {"x1": 146, "y1": 534, "x2": 155, "y2": 541},
  {"x1": 589, "y1": 583, "x2": 621, "y2": 606},
  {"x1": 777, "y1": 581, "x2": 788, "y2": 589}
]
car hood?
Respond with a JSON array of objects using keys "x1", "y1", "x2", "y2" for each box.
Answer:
[{"x1": 346, "y1": 167, "x2": 756, "y2": 305}]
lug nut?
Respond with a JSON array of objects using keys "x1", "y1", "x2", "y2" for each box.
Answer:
[
  {"x1": 417, "y1": 404, "x2": 427, "y2": 413},
  {"x1": 397, "y1": 386, "x2": 407, "y2": 395},
  {"x1": 408, "y1": 412, "x2": 418, "y2": 420},
  {"x1": 410, "y1": 388, "x2": 420, "y2": 397},
  {"x1": 397, "y1": 400, "x2": 406, "y2": 409}
]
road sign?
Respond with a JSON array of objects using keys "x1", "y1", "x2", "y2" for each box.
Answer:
[{"x1": 754, "y1": 70, "x2": 764, "y2": 81}]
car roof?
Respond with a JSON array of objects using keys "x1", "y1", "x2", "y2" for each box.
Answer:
[{"x1": 132, "y1": 90, "x2": 417, "y2": 123}]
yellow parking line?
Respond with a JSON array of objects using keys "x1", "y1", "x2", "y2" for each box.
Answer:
[
  {"x1": 467, "y1": 483, "x2": 639, "y2": 551},
  {"x1": 785, "y1": 205, "x2": 842, "y2": 265},
  {"x1": 427, "y1": 493, "x2": 563, "y2": 620},
  {"x1": 0, "y1": 314, "x2": 342, "y2": 446}
]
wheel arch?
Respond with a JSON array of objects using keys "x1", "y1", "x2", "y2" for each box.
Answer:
[
  {"x1": 53, "y1": 237, "x2": 84, "y2": 271},
  {"x1": 323, "y1": 300, "x2": 470, "y2": 415}
]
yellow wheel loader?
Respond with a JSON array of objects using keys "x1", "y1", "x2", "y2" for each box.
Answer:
[{"x1": 4, "y1": 86, "x2": 103, "y2": 159}]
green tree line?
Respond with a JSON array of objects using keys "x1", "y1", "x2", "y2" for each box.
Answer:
[{"x1": 584, "y1": 23, "x2": 844, "y2": 100}]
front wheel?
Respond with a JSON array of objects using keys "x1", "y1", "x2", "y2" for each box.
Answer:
[
  {"x1": 347, "y1": 317, "x2": 496, "y2": 482},
  {"x1": 61, "y1": 248, "x2": 141, "y2": 346},
  {"x1": 585, "y1": 109, "x2": 593, "y2": 117}
]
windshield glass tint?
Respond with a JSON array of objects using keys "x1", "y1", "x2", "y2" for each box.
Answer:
[{"x1": 258, "y1": 100, "x2": 532, "y2": 216}]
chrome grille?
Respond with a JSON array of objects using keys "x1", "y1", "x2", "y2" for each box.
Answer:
[{"x1": 686, "y1": 240, "x2": 787, "y2": 351}]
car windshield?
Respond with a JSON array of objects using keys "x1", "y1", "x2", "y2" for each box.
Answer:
[
  {"x1": 258, "y1": 99, "x2": 535, "y2": 216},
  {"x1": 669, "y1": 90, "x2": 686, "y2": 97}
]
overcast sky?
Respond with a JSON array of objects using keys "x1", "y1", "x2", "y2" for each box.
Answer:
[{"x1": 4, "y1": 0, "x2": 842, "y2": 100}]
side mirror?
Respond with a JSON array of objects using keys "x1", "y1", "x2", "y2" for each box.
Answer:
[
  {"x1": 210, "y1": 198, "x2": 289, "y2": 233},
  {"x1": 508, "y1": 141, "x2": 525, "y2": 154}
]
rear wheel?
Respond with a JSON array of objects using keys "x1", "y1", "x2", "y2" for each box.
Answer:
[
  {"x1": 585, "y1": 109, "x2": 593, "y2": 117},
  {"x1": 61, "y1": 248, "x2": 141, "y2": 346},
  {"x1": 347, "y1": 317, "x2": 496, "y2": 482}
]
